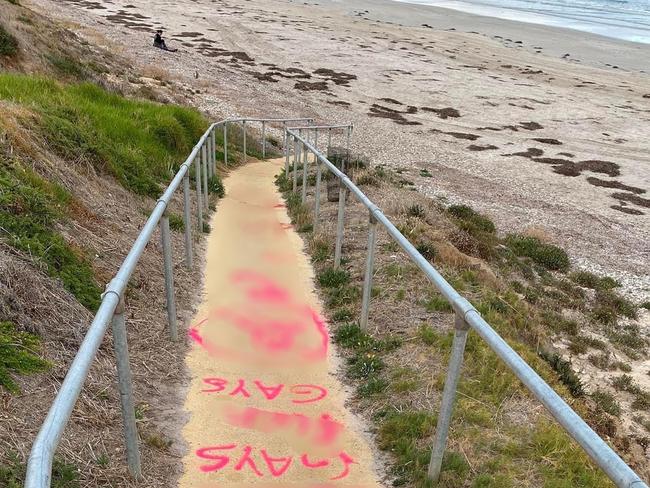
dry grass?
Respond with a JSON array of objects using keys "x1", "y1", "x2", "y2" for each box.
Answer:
[
  {"x1": 0, "y1": 3, "x2": 220, "y2": 485},
  {"x1": 280, "y1": 156, "x2": 648, "y2": 486}
]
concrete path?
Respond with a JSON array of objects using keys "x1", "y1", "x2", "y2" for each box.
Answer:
[{"x1": 179, "y1": 158, "x2": 380, "y2": 488}]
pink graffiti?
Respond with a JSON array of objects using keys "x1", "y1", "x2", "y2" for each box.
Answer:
[
  {"x1": 189, "y1": 271, "x2": 328, "y2": 364},
  {"x1": 223, "y1": 406, "x2": 344, "y2": 447},
  {"x1": 196, "y1": 445, "x2": 356, "y2": 480},
  {"x1": 201, "y1": 378, "x2": 328, "y2": 404}
]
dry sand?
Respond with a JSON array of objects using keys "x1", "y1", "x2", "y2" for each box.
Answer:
[
  {"x1": 25, "y1": 0, "x2": 648, "y2": 289},
  {"x1": 179, "y1": 157, "x2": 380, "y2": 486}
]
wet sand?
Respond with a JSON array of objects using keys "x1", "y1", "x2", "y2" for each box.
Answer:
[
  {"x1": 26, "y1": 0, "x2": 650, "y2": 301},
  {"x1": 179, "y1": 157, "x2": 380, "y2": 487}
]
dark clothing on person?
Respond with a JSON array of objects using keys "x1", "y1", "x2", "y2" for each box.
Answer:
[
  {"x1": 154, "y1": 33, "x2": 166, "y2": 49},
  {"x1": 153, "y1": 32, "x2": 177, "y2": 52}
]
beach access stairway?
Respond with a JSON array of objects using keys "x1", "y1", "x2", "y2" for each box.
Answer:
[{"x1": 23, "y1": 117, "x2": 649, "y2": 488}]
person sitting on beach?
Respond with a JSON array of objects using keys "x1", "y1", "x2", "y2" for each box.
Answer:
[{"x1": 153, "y1": 30, "x2": 177, "y2": 52}]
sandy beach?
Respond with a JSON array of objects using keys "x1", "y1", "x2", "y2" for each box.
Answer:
[{"x1": 26, "y1": 0, "x2": 650, "y2": 300}]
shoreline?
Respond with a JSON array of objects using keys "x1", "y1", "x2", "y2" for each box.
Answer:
[
  {"x1": 393, "y1": 0, "x2": 650, "y2": 46},
  {"x1": 320, "y1": 0, "x2": 650, "y2": 72}
]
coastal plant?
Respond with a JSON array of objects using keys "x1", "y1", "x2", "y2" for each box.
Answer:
[
  {"x1": 0, "y1": 74, "x2": 207, "y2": 198},
  {"x1": 168, "y1": 213, "x2": 185, "y2": 232},
  {"x1": 0, "y1": 162, "x2": 102, "y2": 310},
  {"x1": 0, "y1": 24, "x2": 18, "y2": 57},
  {"x1": 505, "y1": 234, "x2": 570, "y2": 271},
  {"x1": 0, "y1": 321, "x2": 50, "y2": 393},
  {"x1": 591, "y1": 390, "x2": 621, "y2": 416},
  {"x1": 570, "y1": 271, "x2": 619, "y2": 291}
]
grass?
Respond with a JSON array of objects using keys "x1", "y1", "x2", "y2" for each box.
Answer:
[
  {"x1": 308, "y1": 235, "x2": 330, "y2": 263},
  {"x1": 0, "y1": 23, "x2": 19, "y2": 57},
  {"x1": 591, "y1": 390, "x2": 621, "y2": 417},
  {"x1": 0, "y1": 161, "x2": 102, "y2": 310},
  {"x1": 287, "y1": 158, "x2": 619, "y2": 487},
  {"x1": 0, "y1": 321, "x2": 50, "y2": 392},
  {"x1": 333, "y1": 322, "x2": 400, "y2": 392},
  {"x1": 447, "y1": 205, "x2": 495, "y2": 233},
  {"x1": 591, "y1": 290, "x2": 637, "y2": 325},
  {"x1": 538, "y1": 351, "x2": 584, "y2": 397},
  {"x1": 447, "y1": 205, "x2": 497, "y2": 259},
  {"x1": 407, "y1": 203, "x2": 426, "y2": 218},
  {"x1": 318, "y1": 267, "x2": 350, "y2": 288},
  {"x1": 45, "y1": 54, "x2": 90, "y2": 81},
  {"x1": 505, "y1": 235, "x2": 570, "y2": 271},
  {"x1": 284, "y1": 192, "x2": 312, "y2": 232},
  {"x1": 0, "y1": 74, "x2": 207, "y2": 198},
  {"x1": 423, "y1": 290, "x2": 453, "y2": 313},
  {"x1": 207, "y1": 175, "x2": 225, "y2": 198},
  {"x1": 168, "y1": 213, "x2": 184, "y2": 232},
  {"x1": 1, "y1": 452, "x2": 78, "y2": 487},
  {"x1": 570, "y1": 271, "x2": 619, "y2": 291}
]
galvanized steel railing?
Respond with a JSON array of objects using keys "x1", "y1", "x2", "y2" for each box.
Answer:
[
  {"x1": 284, "y1": 128, "x2": 648, "y2": 488},
  {"x1": 24, "y1": 116, "x2": 311, "y2": 488}
]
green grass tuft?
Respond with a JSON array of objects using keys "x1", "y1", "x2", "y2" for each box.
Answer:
[
  {"x1": 168, "y1": 213, "x2": 184, "y2": 232},
  {"x1": 0, "y1": 23, "x2": 19, "y2": 57},
  {"x1": 423, "y1": 290, "x2": 453, "y2": 313},
  {"x1": 208, "y1": 175, "x2": 225, "y2": 198},
  {"x1": 0, "y1": 452, "x2": 79, "y2": 487},
  {"x1": 0, "y1": 74, "x2": 207, "y2": 198},
  {"x1": 318, "y1": 267, "x2": 350, "y2": 288},
  {"x1": 539, "y1": 351, "x2": 584, "y2": 397},
  {"x1": 0, "y1": 162, "x2": 102, "y2": 310},
  {"x1": 569, "y1": 271, "x2": 619, "y2": 291},
  {"x1": 591, "y1": 290, "x2": 637, "y2": 325},
  {"x1": 0, "y1": 321, "x2": 50, "y2": 393},
  {"x1": 591, "y1": 389, "x2": 621, "y2": 416},
  {"x1": 505, "y1": 235, "x2": 570, "y2": 271}
]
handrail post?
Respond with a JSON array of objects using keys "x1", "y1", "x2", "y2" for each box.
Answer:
[
  {"x1": 301, "y1": 130, "x2": 308, "y2": 203},
  {"x1": 428, "y1": 313, "x2": 470, "y2": 481},
  {"x1": 283, "y1": 122, "x2": 287, "y2": 172},
  {"x1": 206, "y1": 131, "x2": 211, "y2": 178},
  {"x1": 194, "y1": 154, "x2": 204, "y2": 232},
  {"x1": 360, "y1": 213, "x2": 377, "y2": 329},
  {"x1": 327, "y1": 128, "x2": 332, "y2": 157},
  {"x1": 334, "y1": 185, "x2": 347, "y2": 268},
  {"x1": 201, "y1": 143, "x2": 209, "y2": 211},
  {"x1": 293, "y1": 136, "x2": 300, "y2": 193},
  {"x1": 262, "y1": 121, "x2": 266, "y2": 159},
  {"x1": 206, "y1": 131, "x2": 212, "y2": 179},
  {"x1": 211, "y1": 127, "x2": 216, "y2": 175},
  {"x1": 224, "y1": 122, "x2": 228, "y2": 166},
  {"x1": 242, "y1": 120, "x2": 247, "y2": 164},
  {"x1": 284, "y1": 129, "x2": 290, "y2": 177},
  {"x1": 110, "y1": 293, "x2": 142, "y2": 479},
  {"x1": 160, "y1": 211, "x2": 178, "y2": 341},
  {"x1": 314, "y1": 132, "x2": 321, "y2": 232},
  {"x1": 345, "y1": 126, "x2": 351, "y2": 173},
  {"x1": 182, "y1": 172, "x2": 193, "y2": 268}
]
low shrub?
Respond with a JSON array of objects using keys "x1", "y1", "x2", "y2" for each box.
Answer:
[
  {"x1": 318, "y1": 267, "x2": 350, "y2": 288},
  {"x1": 539, "y1": 351, "x2": 584, "y2": 397},
  {"x1": 0, "y1": 163, "x2": 102, "y2": 310},
  {"x1": 570, "y1": 271, "x2": 619, "y2": 291},
  {"x1": 591, "y1": 389, "x2": 621, "y2": 416},
  {"x1": 505, "y1": 234, "x2": 570, "y2": 271},
  {"x1": 0, "y1": 321, "x2": 50, "y2": 393},
  {"x1": 0, "y1": 24, "x2": 18, "y2": 57}
]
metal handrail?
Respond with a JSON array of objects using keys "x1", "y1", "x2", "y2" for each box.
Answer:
[
  {"x1": 285, "y1": 128, "x2": 648, "y2": 488},
  {"x1": 24, "y1": 116, "x2": 308, "y2": 488}
]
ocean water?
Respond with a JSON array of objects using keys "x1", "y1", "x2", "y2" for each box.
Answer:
[{"x1": 393, "y1": 0, "x2": 650, "y2": 43}]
